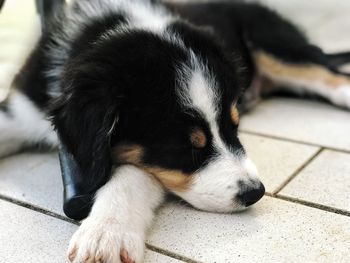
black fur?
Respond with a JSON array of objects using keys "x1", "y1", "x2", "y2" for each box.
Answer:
[{"x1": 13, "y1": 36, "x2": 51, "y2": 109}]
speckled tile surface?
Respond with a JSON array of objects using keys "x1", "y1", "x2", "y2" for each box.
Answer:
[
  {"x1": 0, "y1": 200, "x2": 182, "y2": 263},
  {"x1": 240, "y1": 98, "x2": 350, "y2": 151},
  {"x1": 0, "y1": 152, "x2": 64, "y2": 215},
  {"x1": 144, "y1": 250, "x2": 184, "y2": 263},
  {"x1": 148, "y1": 198, "x2": 350, "y2": 263},
  {"x1": 280, "y1": 150, "x2": 350, "y2": 212},
  {"x1": 240, "y1": 133, "x2": 320, "y2": 194},
  {"x1": 0, "y1": 200, "x2": 77, "y2": 263}
]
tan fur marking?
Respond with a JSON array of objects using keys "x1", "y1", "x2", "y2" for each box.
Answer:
[
  {"x1": 190, "y1": 128, "x2": 207, "y2": 148},
  {"x1": 112, "y1": 144, "x2": 192, "y2": 192},
  {"x1": 143, "y1": 166, "x2": 192, "y2": 192},
  {"x1": 254, "y1": 51, "x2": 350, "y2": 88},
  {"x1": 112, "y1": 144, "x2": 143, "y2": 164},
  {"x1": 230, "y1": 105, "x2": 240, "y2": 125}
]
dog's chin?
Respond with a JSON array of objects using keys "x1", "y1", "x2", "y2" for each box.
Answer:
[
  {"x1": 194, "y1": 204, "x2": 251, "y2": 214},
  {"x1": 177, "y1": 197, "x2": 253, "y2": 214}
]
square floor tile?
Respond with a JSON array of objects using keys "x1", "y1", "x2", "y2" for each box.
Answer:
[
  {"x1": 240, "y1": 98, "x2": 350, "y2": 151},
  {"x1": 0, "y1": 200, "x2": 77, "y2": 263},
  {"x1": 148, "y1": 197, "x2": 350, "y2": 263},
  {"x1": 0, "y1": 200, "x2": 182, "y2": 263},
  {"x1": 280, "y1": 150, "x2": 350, "y2": 212},
  {"x1": 240, "y1": 133, "x2": 320, "y2": 193},
  {"x1": 0, "y1": 152, "x2": 64, "y2": 215}
]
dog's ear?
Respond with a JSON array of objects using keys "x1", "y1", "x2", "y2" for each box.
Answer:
[{"x1": 50, "y1": 58, "x2": 123, "y2": 194}]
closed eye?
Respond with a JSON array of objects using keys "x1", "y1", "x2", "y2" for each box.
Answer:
[{"x1": 189, "y1": 127, "x2": 207, "y2": 149}]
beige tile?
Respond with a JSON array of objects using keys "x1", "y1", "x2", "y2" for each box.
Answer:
[
  {"x1": 240, "y1": 98, "x2": 350, "y2": 151},
  {"x1": 0, "y1": 199, "x2": 77, "y2": 263},
  {"x1": 148, "y1": 197, "x2": 350, "y2": 263},
  {"x1": 240, "y1": 133, "x2": 320, "y2": 193},
  {"x1": 0, "y1": 152, "x2": 64, "y2": 215},
  {"x1": 280, "y1": 150, "x2": 350, "y2": 211}
]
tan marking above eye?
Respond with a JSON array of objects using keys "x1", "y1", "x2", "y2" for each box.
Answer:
[
  {"x1": 190, "y1": 128, "x2": 207, "y2": 148},
  {"x1": 112, "y1": 144, "x2": 143, "y2": 164},
  {"x1": 230, "y1": 105, "x2": 240, "y2": 125},
  {"x1": 142, "y1": 166, "x2": 192, "y2": 192}
]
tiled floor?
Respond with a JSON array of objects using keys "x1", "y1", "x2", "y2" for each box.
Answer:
[{"x1": 1, "y1": 0, "x2": 350, "y2": 263}]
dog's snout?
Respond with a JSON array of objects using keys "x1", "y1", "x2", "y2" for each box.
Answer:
[{"x1": 237, "y1": 182, "x2": 265, "y2": 207}]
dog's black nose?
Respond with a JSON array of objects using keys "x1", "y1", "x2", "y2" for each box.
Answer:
[{"x1": 237, "y1": 183, "x2": 265, "y2": 207}]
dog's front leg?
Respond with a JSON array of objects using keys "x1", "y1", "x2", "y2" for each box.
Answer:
[{"x1": 67, "y1": 165, "x2": 165, "y2": 263}]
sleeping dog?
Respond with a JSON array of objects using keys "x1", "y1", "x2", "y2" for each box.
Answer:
[{"x1": 1, "y1": 0, "x2": 350, "y2": 262}]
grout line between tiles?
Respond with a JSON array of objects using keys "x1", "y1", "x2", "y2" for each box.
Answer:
[
  {"x1": 272, "y1": 148, "x2": 324, "y2": 194},
  {"x1": 266, "y1": 193, "x2": 350, "y2": 217},
  {"x1": 146, "y1": 244, "x2": 200, "y2": 263},
  {"x1": 239, "y1": 130, "x2": 350, "y2": 154},
  {"x1": 0, "y1": 193, "x2": 79, "y2": 225},
  {"x1": 0, "y1": 194, "x2": 198, "y2": 262}
]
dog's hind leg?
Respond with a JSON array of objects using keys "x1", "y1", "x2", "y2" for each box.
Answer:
[
  {"x1": 0, "y1": 91, "x2": 58, "y2": 158},
  {"x1": 252, "y1": 50, "x2": 350, "y2": 109},
  {"x1": 237, "y1": 4, "x2": 350, "y2": 109}
]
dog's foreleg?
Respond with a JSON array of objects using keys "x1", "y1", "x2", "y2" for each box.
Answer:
[
  {"x1": 67, "y1": 165, "x2": 165, "y2": 263},
  {"x1": 0, "y1": 91, "x2": 57, "y2": 158}
]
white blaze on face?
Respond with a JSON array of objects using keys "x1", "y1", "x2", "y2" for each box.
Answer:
[
  {"x1": 177, "y1": 51, "x2": 228, "y2": 154},
  {"x1": 176, "y1": 52, "x2": 262, "y2": 212}
]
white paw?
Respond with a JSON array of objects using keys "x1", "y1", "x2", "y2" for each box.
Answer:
[
  {"x1": 67, "y1": 217, "x2": 145, "y2": 263},
  {"x1": 331, "y1": 86, "x2": 350, "y2": 109}
]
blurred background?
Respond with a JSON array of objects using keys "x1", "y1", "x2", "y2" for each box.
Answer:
[{"x1": 1, "y1": 0, "x2": 350, "y2": 101}]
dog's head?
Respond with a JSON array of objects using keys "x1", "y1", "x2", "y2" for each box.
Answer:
[
  {"x1": 110, "y1": 22, "x2": 265, "y2": 212},
  {"x1": 54, "y1": 21, "x2": 264, "y2": 213}
]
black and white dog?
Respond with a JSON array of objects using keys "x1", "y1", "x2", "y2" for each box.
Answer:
[{"x1": 1, "y1": 0, "x2": 350, "y2": 262}]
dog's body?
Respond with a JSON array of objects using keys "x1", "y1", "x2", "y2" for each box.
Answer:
[{"x1": 1, "y1": 0, "x2": 350, "y2": 262}]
